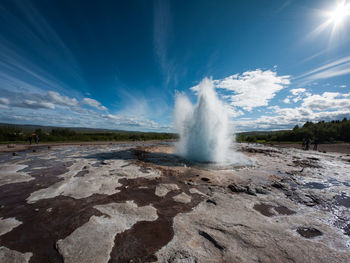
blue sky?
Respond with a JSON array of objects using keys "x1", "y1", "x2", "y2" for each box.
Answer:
[{"x1": 0, "y1": 0, "x2": 349, "y2": 131}]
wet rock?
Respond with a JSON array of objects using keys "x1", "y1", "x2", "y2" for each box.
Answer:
[
  {"x1": 12, "y1": 152, "x2": 17, "y2": 156},
  {"x1": 296, "y1": 227, "x2": 323, "y2": 238}
]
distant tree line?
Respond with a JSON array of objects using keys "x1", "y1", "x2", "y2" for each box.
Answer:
[
  {"x1": 236, "y1": 118, "x2": 350, "y2": 143},
  {"x1": 0, "y1": 126, "x2": 178, "y2": 143}
]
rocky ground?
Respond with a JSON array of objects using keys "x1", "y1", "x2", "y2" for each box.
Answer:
[{"x1": 0, "y1": 142, "x2": 349, "y2": 263}]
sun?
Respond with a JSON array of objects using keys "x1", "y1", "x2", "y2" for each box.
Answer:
[
  {"x1": 326, "y1": 1, "x2": 350, "y2": 28},
  {"x1": 309, "y1": 1, "x2": 350, "y2": 41}
]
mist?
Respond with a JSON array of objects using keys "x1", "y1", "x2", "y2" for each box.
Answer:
[{"x1": 174, "y1": 77, "x2": 249, "y2": 165}]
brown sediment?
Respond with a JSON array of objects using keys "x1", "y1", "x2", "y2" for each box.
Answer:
[
  {"x1": 108, "y1": 171, "x2": 203, "y2": 263},
  {"x1": 0, "y1": 159, "x2": 80, "y2": 262},
  {"x1": 0, "y1": 147, "x2": 204, "y2": 263}
]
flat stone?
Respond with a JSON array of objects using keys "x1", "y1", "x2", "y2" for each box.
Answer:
[
  {"x1": 56, "y1": 201, "x2": 158, "y2": 263},
  {"x1": 173, "y1": 192, "x2": 192, "y2": 204},
  {"x1": 0, "y1": 217, "x2": 22, "y2": 236},
  {"x1": 0, "y1": 165, "x2": 32, "y2": 187},
  {"x1": 155, "y1": 183, "x2": 180, "y2": 197},
  {"x1": 0, "y1": 246, "x2": 32, "y2": 263}
]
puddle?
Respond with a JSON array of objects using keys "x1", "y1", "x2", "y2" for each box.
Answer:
[
  {"x1": 274, "y1": 206, "x2": 296, "y2": 215},
  {"x1": 253, "y1": 204, "x2": 295, "y2": 217},
  {"x1": 303, "y1": 182, "x2": 328, "y2": 189},
  {"x1": 297, "y1": 227, "x2": 323, "y2": 238},
  {"x1": 334, "y1": 193, "x2": 350, "y2": 208}
]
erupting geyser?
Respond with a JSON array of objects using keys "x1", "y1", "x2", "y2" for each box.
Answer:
[{"x1": 175, "y1": 77, "x2": 248, "y2": 165}]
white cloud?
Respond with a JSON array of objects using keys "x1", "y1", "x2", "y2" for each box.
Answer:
[
  {"x1": 302, "y1": 92, "x2": 350, "y2": 111},
  {"x1": 82, "y1": 98, "x2": 107, "y2": 111},
  {"x1": 234, "y1": 91, "x2": 350, "y2": 131},
  {"x1": 0, "y1": 97, "x2": 9, "y2": 105},
  {"x1": 203, "y1": 69, "x2": 290, "y2": 111},
  {"x1": 290, "y1": 88, "x2": 306, "y2": 95},
  {"x1": 23, "y1": 100, "x2": 55, "y2": 109},
  {"x1": 47, "y1": 91, "x2": 78, "y2": 107},
  {"x1": 340, "y1": 85, "x2": 347, "y2": 88},
  {"x1": 283, "y1": 88, "x2": 310, "y2": 104}
]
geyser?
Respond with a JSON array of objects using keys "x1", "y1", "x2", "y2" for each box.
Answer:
[{"x1": 175, "y1": 77, "x2": 248, "y2": 165}]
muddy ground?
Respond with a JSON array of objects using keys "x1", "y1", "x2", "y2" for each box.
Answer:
[{"x1": 0, "y1": 142, "x2": 349, "y2": 263}]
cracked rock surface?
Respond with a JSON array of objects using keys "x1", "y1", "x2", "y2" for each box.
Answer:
[{"x1": 0, "y1": 142, "x2": 349, "y2": 263}]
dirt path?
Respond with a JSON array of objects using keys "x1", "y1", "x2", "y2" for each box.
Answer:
[{"x1": 268, "y1": 143, "x2": 350, "y2": 154}]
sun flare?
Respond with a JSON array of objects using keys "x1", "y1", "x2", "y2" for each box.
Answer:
[{"x1": 327, "y1": 1, "x2": 350, "y2": 27}]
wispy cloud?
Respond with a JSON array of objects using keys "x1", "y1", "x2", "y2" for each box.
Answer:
[
  {"x1": 0, "y1": 88, "x2": 169, "y2": 131},
  {"x1": 153, "y1": 0, "x2": 177, "y2": 86},
  {"x1": 296, "y1": 55, "x2": 350, "y2": 84},
  {"x1": 0, "y1": 0, "x2": 86, "y2": 95},
  {"x1": 276, "y1": 0, "x2": 293, "y2": 13}
]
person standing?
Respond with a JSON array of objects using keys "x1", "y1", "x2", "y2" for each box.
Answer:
[
  {"x1": 305, "y1": 137, "x2": 311, "y2": 151},
  {"x1": 35, "y1": 134, "x2": 39, "y2": 144},
  {"x1": 313, "y1": 138, "x2": 319, "y2": 151}
]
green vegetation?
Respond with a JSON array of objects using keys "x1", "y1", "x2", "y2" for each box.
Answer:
[
  {"x1": 2, "y1": 118, "x2": 349, "y2": 144},
  {"x1": 236, "y1": 118, "x2": 350, "y2": 143},
  {"x1": 0, "y1": 124, "x2": 177, "y2": 143}
]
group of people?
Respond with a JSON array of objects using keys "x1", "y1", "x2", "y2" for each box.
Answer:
[
  {"x1": 28, "y1": 134, "x2": 39, "y2": 144},
  {"x1": 302, "y1": 138, "x2": 319, "y2": 151}
]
